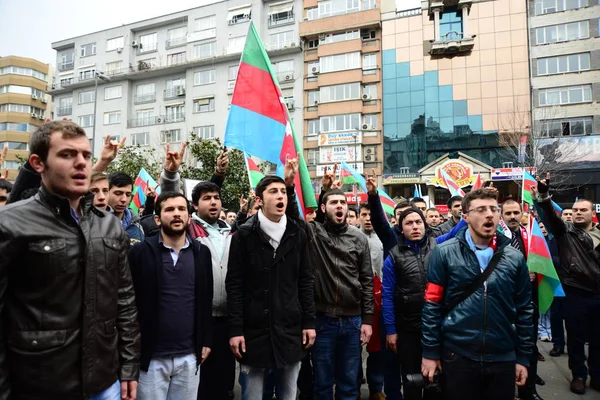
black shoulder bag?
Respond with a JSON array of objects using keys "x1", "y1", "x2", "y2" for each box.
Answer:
[{"x1": 443, "y1": 251, "x2": 503, "y2": 315}]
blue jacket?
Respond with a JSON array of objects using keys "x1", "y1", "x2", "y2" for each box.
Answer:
[{"x1": 421, "y1": 228, "x2": 534, "y2": 366}]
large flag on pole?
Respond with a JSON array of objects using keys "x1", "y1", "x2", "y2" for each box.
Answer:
[
  {"x1": 440, "y1": 169, "x2": 466, "y2": 197},
  {"x1": 340, "y1": 161, "x2": 396, "y2": 216},
  {"x1": 471, "y1": 173, "x2": 484, "y2": 190},
  {"x1": 131, "y1": 168, "x2": 160, "y2": 214},
  {"x1": 223, "y1": 22, "x2": 316, "y2": 214},
  {"x1": 527, "y1": 217, "x2": 565, "y2": 313}
]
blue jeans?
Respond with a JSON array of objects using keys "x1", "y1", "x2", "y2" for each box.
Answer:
[
  {"x1": 138, "y1": 353, "x2": 200, "y2": 400},
  {"x1": 538, "y1": 309, "x2": 552, "y2": 339},
  {"x1": 313, "y1": 315, "x2": 362, "y2": 400},
  {"x1": 239, "y1": 362, "x2": 301, "y2": 400},
  {"x1": 88, "y1": 380, "x2": 120, "y2": 400}
]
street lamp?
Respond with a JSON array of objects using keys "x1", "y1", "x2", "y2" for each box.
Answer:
[{"x1": 92, "y1": 71, "x2": 111, "y2": 158}]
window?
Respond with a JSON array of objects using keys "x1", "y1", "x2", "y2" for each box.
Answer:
[
  {"x1": 535, "y1": 0, "x2": 588, "y2": 15},
  {"x1": 308, "y1": 90, "x2": 320, "y2": 105},
  {"x1": 540, "y1": 116, "x2": 593, "y2": 136},
  {"x1": 194, "y1": 69, "x2": 216, "y2": 85},
  {"x1": 136, "y1": 109, "x2": 155, "y2": 126},
  {"x1": 103, "y1": 111, "x2": 121, "y2": 125},
  {"x1": 59, "y1": 97, "x2": 73, "y2": 108},
  {"x1": 307, "y1": 149, "x2": 318, "y2": 165},
  {"x1": 167, "y1": 27, "x2": 187, "y2": 47},
  {"x1": 79, "y1": 68, "x2": 96, "y2": 81},
  {"x1": 165, "y1": 105, "x2": 185, "y2": 122},
  {"x1": 139, "y1": 33, "x2": 158, "y2": 52},
  {"x1": 268, "y1": 2, "x2": 294, "y2": 26},
  {"x1": 273, "y1": 60, "x2": 294, "y2": 75},
  {"x1": 166, "y1": 78, "x2": 186, "y2": 90},
  {"x1": 535, "y1": 21, "x2": 589, "y2": 44},
  {"x1": 537, "y1": 53, "x2": 590, "y2": 75},
  {"x1": 229, "y1": 65, "x2": 239, "y2": 81},
  {"x1": 0, "y1": 141, "x2": 28, "y2": 150},
  {"x1": 0, "y1": 122, "x2": 34, "y2": 132},
  {"x1": 0, "y1": 66, "x2": 48, "y2": 81},
  {"x1": 307, "y1": 39, "x2": 319, "y2": 49},
  {"x1": 161, "y1": 129, "x2": 182, "y2": 143},
  {"x1": 320, "y1": 30, "x2": 359, "y2": 44},
  {"x1": 269, "y1": 31, "x2": 294, "y2": 49},
  {"x1": 362, "y1": 53, "x2": 377, "y2": 74},
  {"x1": 104, "y1": 86, "x2": 122, "y2": 100},
  {"x1": 167, "y1": 52, "x2": 186, "y2": 65},
  {"x1": 194, "y1": 97, "x2": 215, "y2": 112},
  {"x1": 195, "y1": 15, "x2": 217, "y2": 39},
  {"x1": 538, "y1": 84, "x2": 592, "y2": 106},
  {"x1": 320, "y1": 83, "x2": 361, "y2": 102},
  {"x1": 59, "y1": 51, "x2": 75, "y2": 71},
  {"x1": 307, "y1": 119, "x2": 319, "y2": 136},
  {"x1": 78, "y1": 115, "x2": 94, "y2": 127},
  {"x1": 105, "y1": 61, "x2": 123, "y2": 75},
  {"x1": 79, "y1": 90, "x2": 95, "y2": 104},
  {"x1": 194, "y1": 42, "x2": 216, "y2": 59},
  {"x1": 228, "y1": 36, "x2": 246, "y2": 53},
  {"x1": 306, "y1": 7, "x2": 318, "y2": 20},
  {"x1": 361, "y1": 29, "x2": 376, "y2": 41},
  {"x1": 106, "y1": 37, "x2": 124, "y2": 51},
  {"x1": 194, "y1": 125, "x2": 215, "y2": 139},
  {"x1": 60, "y1": 77, "x2": 74, "y2": 86},
  {"x1": 320, "y1": 113, "x2": 361, "y2": 132},
  {"x1": 0, "y1": 104, "x2": 31, "y2": 113},
  {"x1": 440, "y1": 8, "x2": 463, "y2": 40},
  {"x1": 80, "y1": 43, "x2": 96, "y2": 57},
  {"x1": 57, "y1": 97, "x2": 73, "y2": 116},
  {"x1": 363, "y1": 114, "x2": 378, "y2": 129},
  {"x1": 320, "y1": 52, "x2": 360, "y2": 73},
  {"x1": 136, "y1": 83, "x2": 156, "y2": 103},
  {"x1": 227, "y1": 5, "x2": 252, "y2": 25},
  {"x1": 131, "y1": 132, "x2": 150, "y2": 146},
  {"x1": 2, "y1": 161, "x2": 20, "y2": 170},
  {"x1": 363, "y1": 84, "x2": 377, "y2": 99}
]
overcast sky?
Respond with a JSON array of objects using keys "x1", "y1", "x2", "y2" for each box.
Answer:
[{"x1": 0, "y1": 0, "x2": 422, "y2": 66}]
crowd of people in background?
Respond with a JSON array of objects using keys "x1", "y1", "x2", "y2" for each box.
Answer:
[{"x1": 0, "y1": 120, "x2": 599, "y2": 400}]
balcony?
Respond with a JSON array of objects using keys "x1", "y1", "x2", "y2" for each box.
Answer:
[
  {"x1": 300, "y1": 7, "x2": 380, "y2": 38},
  {"x1": 134, "y1": 93, "x2": 156, "y2": 104},
  {"x1": 56, "y1": 106, "x2": 72, "y2": 117},
  {"x1": 429, "y1": 32, "x2": 475, "y2": 55},
  {"x1": 166, "y1": 37, "x2": 187, "y2": 49},
  {"x1": 126, "y1": 114, "x2": 185, "y2": 128},
  {"x1": 266, "y1": 40, "x2": 300, "y2": 51},
  {"x1": 58, "y1": 61, "x2": 74, "y2": 72},
  {"x1": 164, "y1": 114, "x2": 185, "y2": 123},
  {"x1": 164, "y1": 87, "x2": 186, "y2": 100},
  {"x1": 268, "y1": 12, "x2": 295, "y2": 27},
  {"x1": 136, "y1": 43, "x2": 158, "y2": 55}
]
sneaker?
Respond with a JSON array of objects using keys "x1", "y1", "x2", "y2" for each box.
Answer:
[
  {"x1": 549, "y1": 347, "x2": 564, "y2": 357},
  {"x1": 570, "y1": 378, "x2": 586, "y2": 394}
]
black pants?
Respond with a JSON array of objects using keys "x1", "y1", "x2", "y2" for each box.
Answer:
[
  {"x1": 518, "y1": 301, "x2": 539, "y2": 397},
  {"x1": 550, "y1": 296, "x2": 565, "y2": 350},
  {"x1": 397, "y1": 330, "x2": 440, "y2": 400},
  {"x1": 198, "y1": 317, "x2": 236, "y2": 400},
  {"x1": 442, "y1": 349, "x2": 515, "y2": 400}
]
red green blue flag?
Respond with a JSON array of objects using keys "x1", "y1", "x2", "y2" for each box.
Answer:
[
  {"x1": 130, "y1": 168, "x2": 160, "y2": 214},
  {"x1": 440, "y1": 169, "x2": 466, "y2": 197},
  {"x1": 224, "y1": 22, "x2": 316, "y2": 215},
  {"x1": 471, "y1": 173, "x2": 483, "y2": 190},
  {"x1": 245, "y1": 154, "x2": 265, "y2": 190},
  {"x1": 527, "y1": 217, "x2": 565, "y2": 314},
  {"x1": 340, "y1": 161, "x2": 396, "y2": 216},
  {"x1": 522, "y1": 169, "x2": 563, "y2": 214}
]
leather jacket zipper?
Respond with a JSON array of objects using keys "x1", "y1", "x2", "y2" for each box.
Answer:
[{"x1": 482, "y1": 284, "x2": 488, "y2": 361}]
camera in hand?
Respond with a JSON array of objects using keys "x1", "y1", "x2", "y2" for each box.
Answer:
[{"x1": 405, "y1": 370, "x2": 442, "y2": 393}]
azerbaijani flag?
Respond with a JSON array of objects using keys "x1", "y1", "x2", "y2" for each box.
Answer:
[
  {"x1": 224, "y1": 22, "x2": 316, "y2": 215},
  {"x1": 340, "y1": 161, "x2": 396, "y2": 216},
  {"x1": 130, "y1": 168, "x2": 160, "y2": 214},
  {"x1": 472, "y1": 173, "x2": 484, "y2": 190},
  {"x1": 440, "y1": 169, "x2": 466, "y2": 197},
  {"x1": 522, "y1": 170, "x2": 537, "y2": 205},
  {"x1": 245, "y1": 154, "x2": 264, "y2": 190},
  {"x1": 527, "y1": 217, "x2": 565, "y2": 314}
]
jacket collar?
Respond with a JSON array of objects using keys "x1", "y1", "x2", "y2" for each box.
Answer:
[
  {"x1": 323, "y1": 220, "x2": 348, "y2": 234},
  {"x1": 456, "y1": 226, "x2": 511, "y2": 251},
  {"x1": 37, "y1": 185, "x2": 96, "y2": 221}
]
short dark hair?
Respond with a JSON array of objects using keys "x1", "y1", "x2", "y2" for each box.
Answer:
[
  {"x1": 561, "y1": 208, "x2": 572, "y2": 215},
  {"x1": 226, "y1": 210, "x2": 237, "y2": 216},
  {"x1": 394, "y1": 200, "x2": 411, "y2": 216},
  {"x1": 322, "y1": 189, "x2": 345, "y2": 205},
  {"x1": 398, "y1": 208, "x2": 426, "y2": 228},
  {"x1": 155, "y1": 191, "x2": 189, "y2": 216},
  {"x1": 358, "y1": 201, "x2": 370, "y2": 213},
  {"x1": 461, "y1": 189, "x2": 498, "y2": 213},
  {"x1": 108, "y1": 172, "x2": 133, "y2": 189},
  {"x1": 501, "y1": 199, "x2": 521, "y2": 212},
  {"x1": 410, "y1": 197, "x2": 426, "y2": 205},
  {"x1": 29, "y1": 120, "x2": 87, "y2": 163},
  {"x1": 0, "y1": 180, "x2": 13, "y2": 193},
  {"x1": 191, "y1": 181, "x2": 221, "y2": 205},
  {"x1": 347, "y1": 206, "x2": 358, "y2": 216},
  {"x1": 255, "y1": 175, "x2": 286, "y2": 199},
  {"x1": 426, "y1": 207, "x2": 439, "y2": 214},
  {"x1": 447, "y1": 195, "x2": 463, "y2": 209}
]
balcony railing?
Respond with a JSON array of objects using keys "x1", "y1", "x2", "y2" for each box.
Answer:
[
  {"x1": 266, "y1": 40, "x2": 299, "y2": 51},
  {"x1": 134, "y1": 93, "x2": 156, "y2": 104},
  {"x1": 311, "y1": 1, "x2": 376, "y2": 20},
  {"x1": 56, "y1": 106, "x2": 72, "y2": 116},
  {"x1": 166, "y1": 54, "x2": 187, "y2": 66},
  {"x1": 430, "y1": 32, "x2": 474, "y2": 55},
  {"x1": 396, "y1": 7, "x2": 422, "y2": 18},
  {"x1": 166, "y1": 37, "x2": 187, "y2": 49},
  {"x1": 268, "y1": 12, "x2": 295, "y2": 27},
  {"x1": 126, "y1": 114, "x2": 185, "y2": 128},
  {"x1": 137, "y1": 43, "x2": 158, "y2": 55},
  {"x1": 164, "y1": 87, "x2": 186, "y2": 99},
  {"x1": 105, "y1": 68, "x2": 128, "y2": 77},
  {"x1": 164, "y1": 114, "x2": 185, "y2": 123},
  {"x1": 441, "y1": 31, "x2": 464, "y2": 41},
  {"x1": 58, "y1": 61, "x2": 74, "y2": 72}
]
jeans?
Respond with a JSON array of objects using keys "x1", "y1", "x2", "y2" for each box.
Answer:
[
  {"x1": 199, "y1": 317, "x2": 236, "y2": 400},
  {"x1": 88, "y1": 380, "x2": 120, "y2": 400},
  {"x1": 367, "y1": 350, "x2": 384, "y2": 393},
  {"x1": 538, "y1": 309, "x2": 552, "y2": 340},
  {"x1": 138, "y1": 354, "x2": 199, "y2": 400},
  {"x1": 312, "y1": 315, "x2": 362, "y2": 400},
  {"x1": 550, "y1": 296, "x2": 565, "y2": 350},
  {"x1": 239, "y1": 362, "x2": 301, "y2": 400},
  {"x1": 383, "y1": 345, "x2": 403, "y2": 400},
  {"x1": 442, "y1": 349, "x2": 515, "y2": 400},
  {"x1": 564, "y1": 286, "x2": 600, "y2": 381}
]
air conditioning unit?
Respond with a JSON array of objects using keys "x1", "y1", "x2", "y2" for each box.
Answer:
[
  {"x1": 362, "y1": 123, "x2": 372, "y2": 130},
  {"x1": 285, "y1": 74, "x2": 292, "y2": 81},
  {"x1": 132, "y1": 40, "x2": 139, "y2": 48},
  {"x1": 285, "y1": 100, "x2": 295, "y2": 110},
  {"x1": 362, "y1": 94, "x2": 372, "y2": 101},
  {"x1": 365, "y1": 148, "x2": 373, "y2": 154},
  {"x1": 157, "y1": 117, "x2": 162, "y2": 123},
  {"x1": 313, "y1": 100, "x2": 319, "y2": 105},
  {"x1": 38, "y1": 114, "x2": 45, "y2": 120},
  {"x1": 319, "y1": 34, "x2": 326, "y2": 40},
  {"x1": 176, "y1": 87, "x2": 186, "y2": 96},
  {"x1": 31, "y1": 113, "x2": 38, "y2": 118},
  {"x1": 31, "y1": 94, "x2": 38, "y2": 100},
  {"x1": 40, "y1": 97, "x2": 47, "y2": 104},
  {"x1": 365, "y1": 155, "x2": 372, "y2": 161},
  {"x1": 311, "y1": 66, "x2": 319, "y2": 74},
  {"x1": 116, "y1": 47, "x2": 123, "y2": 53}
]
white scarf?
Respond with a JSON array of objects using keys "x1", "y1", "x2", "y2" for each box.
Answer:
[{"x1": 257, "y1": 209, "x2": 287, "y2": 250}]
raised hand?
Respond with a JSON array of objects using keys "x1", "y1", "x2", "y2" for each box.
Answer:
[
  {"x1": 100, "y1": 135, "x2": 126, "y2": 163},
  {"x1": 322, "y1": 163, "x2": 338, "y2": 192},
  {"x1": 485, "y1": 181, "x2": 498, "y2": 194},
  {"x1": 366, "y1": 168, "x2": 378, "y2": 195},
  {"x1": 165, "y1": 142, "x2": 188, "y2": 172},
  {"x1": 145, "y1": 180, "x2": 158, "y2": 198},
  {"x1": 239, "y1": 194, "x2": 248, "y2": 213},
  {"x1": 216, "y1": 150, "x2": 229, "y2": 174},
  {"x1": 284, "y1": 152, "x2": 299, "y2": 187},
  {"x1": 537, "y1": 172, "x2": 550, "y2": 195},
  {"x1": 0, "y1": 145, "x2": 7, "y2": 168},
  {"x1": 331, "y1": 179, "x2": 342, "y2": 190}
]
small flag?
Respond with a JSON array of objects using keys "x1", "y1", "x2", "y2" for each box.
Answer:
[
  {"x1": 413, "y1": 184, "x2": 422, "y2": 198},
  {"x1": 245, "y1": 154, "x2": 265, "y2": 190},
  {"x1": 472, "y1": 173, "x2": 484, "y2": 190},
  {"x1": 497, "y1": 220, "x2": 513, "y2": 239},
  {"x1": 527, "y1": 217, "x2": 565, "y2": 314},
  {"x1": 340, "y1": 161, "x2": 396, "y2": 216},
  {"x1": 131, "y1": 168, "x2": 161, "y2": 214},
  {"x1": 522, "y1": 170, "x2": 537, "y2": 205},
  {"x1": 440, "y1": 169, "x2": 466, "y2": 197}
]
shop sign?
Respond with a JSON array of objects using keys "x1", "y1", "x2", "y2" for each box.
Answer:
[
  {"x1": 319, "y1": 145, "x2": 359, "y2": 163},
  {"x1": 428, "y1": 160, "x2": 477, "y2": 188},
  {"x1": 491, "y1": 167, "x2": 537, "y2": 181},
  {"x1": 318, "y1": 131, "x2": 362, "y2": 146},
  {"x1": 316, "y1": 163, "x2": 363, "y2": 176},
  {"x1": 383, "y1": 173, "x2": 420, "y2": 185}
]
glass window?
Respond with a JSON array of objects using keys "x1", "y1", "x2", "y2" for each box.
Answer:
[
  {"x1": 165, "y1": 105, "x2": 185, "y2": 122},
  {"x1": 136, "y1": 83, "x2": 156, "y2": 102},
  {"x1": 269, "y1": 2, "x2": 294, "y2": 26},
  {"x1": 194, "y1": 42, "x2": 216, "y2": 59},
  {"x1": 363, "y1": 114, "x2": 377, "y2": 129},
  {"x1": 229, "y1": 65, "x2": 239, "y2": 81},
  {"x1": 228, "y1": 36, "x2": 246, "y2": 53},
  {"x1": 273, "y1": 60, "x2": 294, "y2": 74},
  {"x1": 0, "y1": 141, "x2": 28, "y2": 150},
  {"x1": 136, "y1": 109, "x2": 155, "y2": 125},
  {"x1": 105, "y1": 61, "x2": 123, "y2": 75},
  {"x1": 161, "y1": 129, "x2": 182, "y2": 143},
  {"x1": 269, "y1": 31, "x2": 294, "y2": 49},
  {"x1": 306, "y1": 7, "x2": 318, "y2": 19},
  {"x1": 228, "y1": 6, "x2": 252, "y2": 25},
  {"x1": 194, "y1": 69, "x2": 216, "y2": 85},
  {"x1": 104, "y1": 86, "x2": 122, "y2": 100},
  {"x1": 535, "y1": 21, "x2": 589, "y2": 44},
  {"x1": 195, "y1": 15, "x2": 217, "y2": 40},
  {"x1": 80, "y1": 43, "x2": 96, "y2": 57},
  {"x1": 2, "y1": 161, "x2": 21, "y2": 170},
  {"x1": 319, "y1": 52, "x2": 360, "y2": 73},
  {"x1": 539, "y1": 85, "x2": 592, "y2": 105},
  {"x1": 319, "y1": 30, "x2": 359, "y2": 44},
  {"x1": 106, "y1": 37, "x2": 124, "y2": 51},
  {"x1": 194, "y1": 98, "x2": 215, "y2": 112},
  {"x1": 78, "y1": 115, "x2": 94, "y2": 127},
  {"x1": 363, "y1": 53, "x2": 377, "y2": 74},
  {"x1": 307, "y1": 149, "x2": 318, "y2": 165},
  {"x1": 131, "y1": 132, "x2": 150, "y2": 146},
  {"x1": 168, "y1": 26, "x2": 187, "y2": 40},
  {"x1": 320, "y1": 82, "x2": 360, "y2": 102},
  {"x1": 165, "y1": 78, "x2": 186, "y2": 90},
  {"x1": 79, "y1": 90, "x2": 95, "y2": 104},
  {"x1": 308, "y1": 90, "x2": 320, "y2": 105},
  {"x1": 103, "y1": 111, "x2": 121, "y2": 125},
  {"x1": 541, "y1": 116, "x2": 593, "y2": 136},
  {"x1": 79, "y1": 68, "x2": 96, "y2": 81},
  {"x1": 440, "y1": 7, "x2": 463, "y2": 40},
  {"x1": 320, "y1": 113, "x2": 360, "y2": 132},
  {"x1": 167, "y1": 52, "x2": 186, "y2": 65},
  {"x1": 363, "y1": 84, "x2": 377, "y2": 99},
  {"x1": 140, "y1": 33, "x2": 158, "y2": 52},
  {"x1": 194, "y1": 125, "x2": 215, "y2": 139},
  {"x1": 307, "y1": 120, "x2": 319, "y2": 135}
]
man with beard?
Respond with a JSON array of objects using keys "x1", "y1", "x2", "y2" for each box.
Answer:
[
  {"x1": 284, "y1": 162, "x2": 373, "y2": 400},
  {"x1": 534, "y1": 178, "x2": 600, "y2": 394},
  {"x1": 422, "y1": 188, "x2": 533, "y2": 400},
  {"x1": 128, "y1": 192, "x2": 213, "y2": 399},
  {"x1": 227, "y1": 175, "x2": 315, "y2": 399},
  {"x1": 425, "y1": 208, "x2": 441, "y2": 227},
  {"x1": 0, "y1": 120, "x2": 140, "y2": 399},
  {"x1": 438, "y1": 196, "x2": 463, "y2": 234}
]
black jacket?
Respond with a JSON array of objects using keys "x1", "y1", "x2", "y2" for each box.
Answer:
[
  {"x1": 128, "y1": 235, "x2": 214, "y2": 371},
  {"x1": 226, "y1": 215, "x2": 315, "y2": 368},
  {"x1": 0, "y1": 187, "x2": 140, "y2": 399},
  {"x1": 437, "y1": 217, "x2": 458, "y2": 235},
  {"x1": 422, "y1": 228, "x2": 534, "y2": 367},
  {"x1": 537, "y1": 197, "x2": 600, "y2": 293}
]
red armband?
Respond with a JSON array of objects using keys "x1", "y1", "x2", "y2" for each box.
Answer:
[{"x1": 425, "y1": 282, "x2": 444, "y2": 303}]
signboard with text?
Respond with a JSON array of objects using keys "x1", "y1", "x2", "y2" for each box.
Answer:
[
  {"x1": 318, "y1": 131, "x2": 362, "y2": 146},
  {"x1": 383, "y1": 173, "x2": 420, "y2": 185},
  {"x1": 428, "y1": 159, "x2": 476, "y2": 188},
  {"x1": 491, "y1": 167, "x2": 537, "y2": 181},
  {"x1": 319, "y1": 146, "x2": 359, "y2": 163},
  {"x1": 317, "y1": 163, "x2": 363, "y2": 176}
]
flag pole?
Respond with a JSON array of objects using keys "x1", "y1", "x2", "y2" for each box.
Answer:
[{"x1": 244, "y1": 152, "x2": 254, "y2": 190}]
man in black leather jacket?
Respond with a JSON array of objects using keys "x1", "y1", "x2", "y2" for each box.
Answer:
[{"x1": 0, "y1": 121, "x2": 140, "y2": 400}]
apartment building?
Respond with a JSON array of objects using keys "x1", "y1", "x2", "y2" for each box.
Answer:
[
  {"x1": 50, "y1": 0, "x2": 304, "y2": 159},
  {"x1": 380, "y1": 0, "x2": 531, "y2": 203},
  {"x1": 299, "y1": 0, "x2": 384, "y2": 186},
  {"x1": 0, "y1": 56, "x2": 54, "y2": 180},
  {"x1": 529, "y1": 0, "x2": 600, "y2": 203}
]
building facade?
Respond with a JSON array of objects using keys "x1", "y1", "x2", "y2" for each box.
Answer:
[
  {"x1": 51, "y1": 0, "x2": 304, "y2": 159},
  {"x1": 299, "y1": 0, "x2": 384, "y2": 187},
  {"x1": 0, "y1": 56, "x2": 54, "y2": 180},
  {"x1": 381, "y1": 0, "x2": 531, "y2": 203}
]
